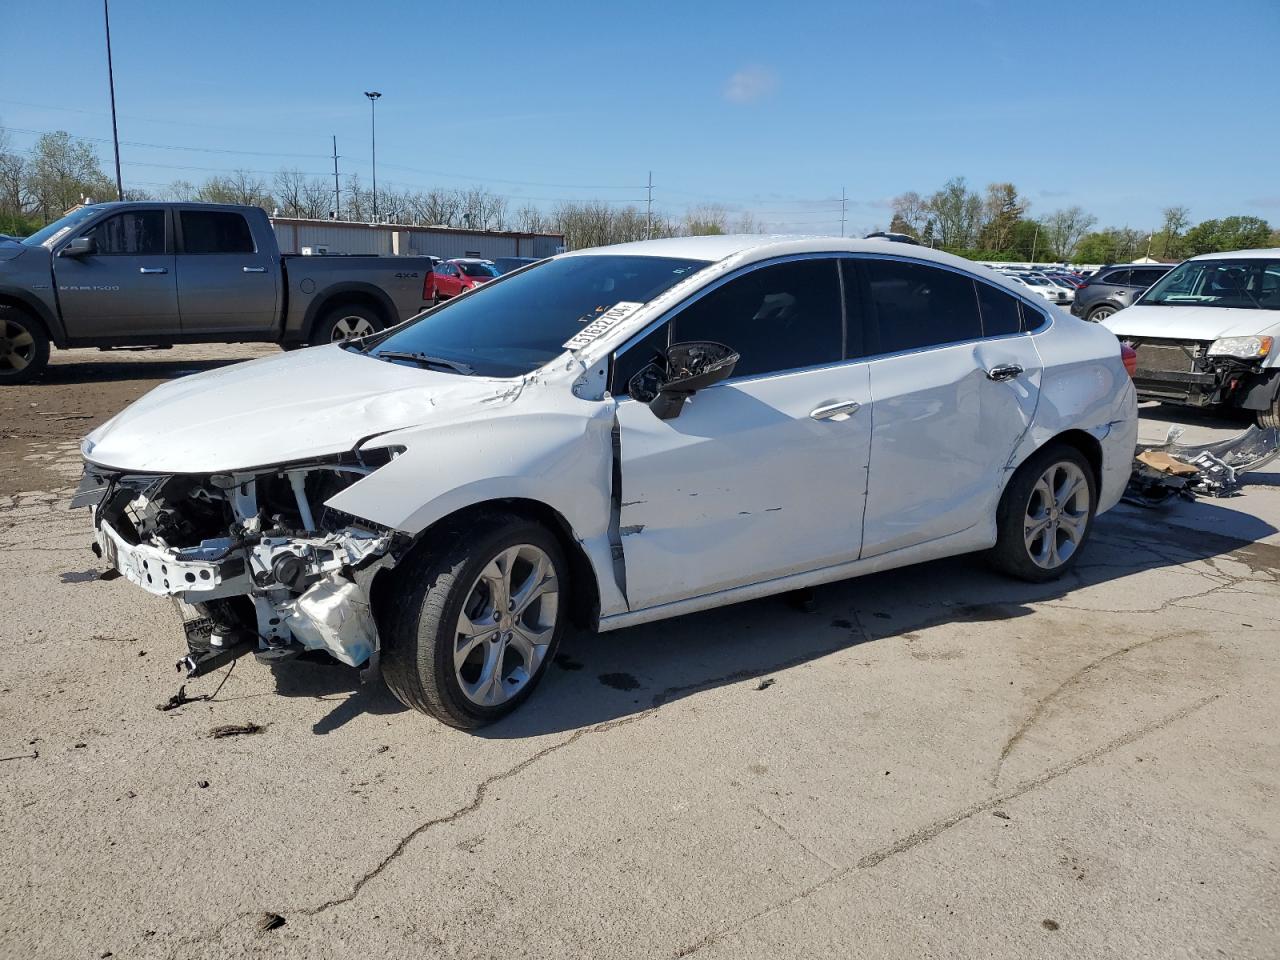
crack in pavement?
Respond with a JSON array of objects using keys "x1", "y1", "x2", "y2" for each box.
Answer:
[
  {"x1": 990, "y1": 631, "x2": 1182, "y2": 788},
  {"x1": 672, "y1": 692, "x2": 1222, "y2": 959}
]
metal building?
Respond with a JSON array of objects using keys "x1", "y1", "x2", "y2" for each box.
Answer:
[{"x1": 270, "y1": 217, "x2": 564, "y2": 260}]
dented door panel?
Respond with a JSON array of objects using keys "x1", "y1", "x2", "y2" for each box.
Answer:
[{"x1": 616, "y1": 363, "x2": 872, "y2": 611}]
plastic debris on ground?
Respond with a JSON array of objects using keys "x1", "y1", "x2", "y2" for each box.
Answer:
[{"x1": 1124, "y1": 425, "x2": 1280, "y2": 506}]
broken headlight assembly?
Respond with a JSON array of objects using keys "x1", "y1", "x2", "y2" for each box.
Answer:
[
  {"x1": 1206, "y1": 335, "x2": 1273, "y2": 360},
  {"x1": 79, "y1": 448, "x2": 407, "y2": 677}
]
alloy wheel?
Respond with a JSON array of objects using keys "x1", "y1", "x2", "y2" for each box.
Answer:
[
  {"x1": 454, "y1": 544, "x2": 559, "y2": 707},
  {"x1": 0, "y1": 316, "x2": 36, "y2": 372},
  {"x1": 1024, "y1": 461, "x2": 1091, "y2": 569},
  {"x1": 329, "y1": 315, "x2": 377, "y2": 341},
  {"x1": 1090, "y1": 306, "x2": 1115, "y2": 322}
]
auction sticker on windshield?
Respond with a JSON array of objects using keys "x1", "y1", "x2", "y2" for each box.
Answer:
[{"x1": 563, "y1": 302, "x2": 645, "y2": 350}]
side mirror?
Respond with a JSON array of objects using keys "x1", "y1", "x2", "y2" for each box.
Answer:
[
  {"x1": 59, "y1": 236, "x2": 96, "y2": 257},
  {"x1": 629, "y1": 341, "x2": 739, "y2": 420}
]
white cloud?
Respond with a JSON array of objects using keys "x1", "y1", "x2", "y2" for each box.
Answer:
[{"x1": 724, "y1": 66, "x2": 778, "y2": 104}]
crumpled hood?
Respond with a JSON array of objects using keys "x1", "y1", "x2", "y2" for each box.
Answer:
[
  {"x1": 1103, "y1": 304, "x2": 1280, "y2": 342},
  {"x1": 84, "y1": 344, "x2": 526, "y2": 473}
]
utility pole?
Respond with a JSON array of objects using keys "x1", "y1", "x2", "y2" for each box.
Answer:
[
  {"x1": 645, "y1": 171, "x2": 653, "y2": 240},
  {"x1": 1030, "y1": 223, "x2": 1039, "y2": 265},
  {"x1": 840, "y1": 187, "x2": 847, "y2": 237},
  {"x1": 103, "y1": 0, "x2": 124, "y2": 199},
  {"x1": 331, "y1": 135, "x2": 340, "y2": 219},
  {"x1": 364, "y1": 91, "x2": 381, "y2": 222}
]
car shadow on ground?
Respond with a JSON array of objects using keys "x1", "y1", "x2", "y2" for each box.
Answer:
[
  {"x1": 41, "y1": 355, "x2": 260, "y2": 385},
  {"x1": 278, "y1": 497, "x2": 1279, "y2": 737}
]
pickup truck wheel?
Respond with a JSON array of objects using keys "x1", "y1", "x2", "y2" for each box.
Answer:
[
  {"x1": 988, "y1": 444, "x2": 1096, "y2": 583},
  {"x1": 311, "y1": 304, "x2": 385, "y2": 346},
  {"x1": 382, "y1": 513, "x2": 567, "y2": 729},
  {"x1": 0, "y1": 305, "x2": 50, "y2": 385}
]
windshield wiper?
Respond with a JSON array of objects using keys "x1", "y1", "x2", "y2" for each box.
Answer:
[{"x1": 375, "y1": 351, "x2": 474, "y2": 375}]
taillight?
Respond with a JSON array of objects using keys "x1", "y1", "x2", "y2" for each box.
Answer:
[
  {"x1": 1077, "y1": 278, "x2": 1091, "y2": 290},
  {"x1": 423, "y1": 272, "x2": 433, "y2": 300},
  {"x1": 1120, "y1": 342, "x2": 1137, "y2": 378}
]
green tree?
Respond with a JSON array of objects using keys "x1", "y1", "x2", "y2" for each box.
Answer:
[
  {"x1": 976, "y1": 182, "x2": 1027, "y2": 254},
  {"x1": 26, "y1": 131, "x2": 115, "y2": 220},
  {"x1": 1182, "y1": 216, "x2": 1273, "y2": 255}
]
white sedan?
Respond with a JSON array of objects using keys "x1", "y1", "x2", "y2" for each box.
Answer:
[{"x1": 78, "y1": 236, "x2": 1138, "y2": 728}]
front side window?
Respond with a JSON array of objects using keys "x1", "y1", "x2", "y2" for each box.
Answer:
[
  {"x1": 1129, "y1": 268, "x2": 1169, "y2": 288},
  {"x1": 368, "y1": 254, "x2": 708, "y2": 377},
  {"x1": 87, "y1": 210, "x2": 166, "y2": 255},
  {"x1": 670, "y1": 258, "x2": 844, "y2": 380},
  {"x1": 180, "y1": 211, "x2": 254, "y2": 254},
  {"x1": 1139, "y1": 259, "x2": 1280, "y2": 310},
  {"x1": 864, "y1": 259, "x2": 982, "y2": 353}
]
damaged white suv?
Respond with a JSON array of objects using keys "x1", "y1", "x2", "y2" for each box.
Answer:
[{"x1": 77, "y1": 236, "x2": 1138, "y2": 728}]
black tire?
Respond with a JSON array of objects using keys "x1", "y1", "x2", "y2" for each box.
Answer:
[
  {"x1": 381, "y1": 512, "x2": 568, "y2": 729},
  {"x1": 988, "y1": 443, "x2": 1097, "y2": 583},
  {"x1": 1087, "y1": 303, "x2": 1117, "y2": 323},
  {"x1": 0, "y1": 304, "x2": 51, "y2": 385},
  {"x1": 309, "y1": 302, "x2": 386, "y2": 346},
  {"x1": 1258, "y1": 399, "x2": 1280, "y2": 430}
]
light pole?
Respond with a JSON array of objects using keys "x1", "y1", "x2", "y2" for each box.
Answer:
[
  {"x1": 364, "y1": 91, "x2": 381, "y2": 222},
  {"x1": 103, "y1": 0, "x2": 123, "y2": 199}
]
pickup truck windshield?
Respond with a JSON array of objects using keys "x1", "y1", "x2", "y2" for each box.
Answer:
[
  {"x1": 21, "y1": 205, "x2": 107, "y2": 247},
  {"x1": 1141, "y1": 259, "x2": 1280, "y2": 310},
  {"x1": 367, "y1": 255, "x2": 709, "y2": 377}
]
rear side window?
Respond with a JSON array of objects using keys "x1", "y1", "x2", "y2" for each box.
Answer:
[
  {"x1": 88, "y1": 210, "x2": 165, "y2": 255},
  {"x1": 864, "y1": 259, "x2": 982, "y2": 353},
  {"x1": 1101, "y1": 269, "x2": 1130, "y2": 286},
  {"x1": 671, "y1": 258, "x2": 843, "y2": 379},
  {"x1": 975, "y1": 281, "x2": 1022, "y2": 337},
  {"x1": 1020, "y1": 300, "x2": 1048, "y2": 332},
  {"x1": 180, "y1": 211, "x2": 255, "y2": 254},
  {"x1": 1129, "y1": 268, "x2": 1167, "y2": 287}
]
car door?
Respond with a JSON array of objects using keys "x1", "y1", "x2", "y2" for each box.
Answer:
[
  {"x1": 174, "y1": 208, "x2": 278, "y2": 334},
  {"x1": 53, "y1": 208, "x2": 180, "y2": 339},
  {"x1": 437, "y1": 263, "x2": 459, "y2": 298},
  {"x1": 855, "y1": 256, "x2": 1042, "y2": 558},
  {"x1": 613, "y1": 256, "x2": 873, "y2": 611}
]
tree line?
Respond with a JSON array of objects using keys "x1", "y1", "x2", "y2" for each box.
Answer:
[
  {"x1": 889, "y1": 176, "x2": 1278, "y2": 263},
  {"x1": 2, "y1": 127, "x2": 1275, "y2": 260}
]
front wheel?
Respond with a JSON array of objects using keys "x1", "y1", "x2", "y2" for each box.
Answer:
[
  {"x1": 989, "y1": 444, "x2": 1097, "y2": 583},
  {"x1": 382, "y1": 513, "x2": 567, "y2": 728},
  {"x1": 0, "y1": 305, "x2": 51, "y2": 385},
  {"x1": 1257, "y1": 394, "x2": 1280, "y2": 430}
]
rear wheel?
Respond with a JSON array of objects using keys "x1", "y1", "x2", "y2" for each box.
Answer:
[
  {"x1": 310, "y1": 303, "x2": 385, "y2": 346},
  {"x1": 382, "y1": 513, "x2": 567, "y2": 728},
  {"x1": 989, "y1": 444, "x2": 1096, "y2": 583},
  {"x1": 1087, "y1": 304, "x2": 1117, "y2": 322},
  {"x1": 0, "y1": 305, "x2": 50, "y2": 385}
]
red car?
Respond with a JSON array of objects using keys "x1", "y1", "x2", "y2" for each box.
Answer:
[{"x1": 429, "y1": 258, "x2": 501, "y2": 303}]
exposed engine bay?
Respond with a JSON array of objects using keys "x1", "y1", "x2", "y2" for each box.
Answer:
[{"x1": 73, "y1": 448, "x2": 405, "y2": 677}]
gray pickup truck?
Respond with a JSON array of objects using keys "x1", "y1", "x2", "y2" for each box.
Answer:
[{"x1": 0, "y1": 201, "x2": 434, "y2": 383}]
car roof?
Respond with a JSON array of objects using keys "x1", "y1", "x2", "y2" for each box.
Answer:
[
  {"x1": 1186, "y1": 248, "x2": 1280, "y2": 262},
  {"x1": 561, "y1": 233, "x2": 993, "y2": 272},
  {"x1": 450, "y1": 257, "x2": 494, "y2": 263}
]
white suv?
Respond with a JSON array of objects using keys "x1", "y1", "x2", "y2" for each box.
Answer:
[{"x1": 78, "y1": 237, "x2": 1137, "y2": 728}]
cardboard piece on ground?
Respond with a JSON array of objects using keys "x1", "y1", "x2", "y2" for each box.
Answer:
[{"x1": 1136, "y1": 450, "x2": 1199, "y2": 476}]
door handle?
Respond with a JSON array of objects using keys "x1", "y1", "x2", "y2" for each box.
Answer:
[
  {"x1": 809, "y1": 400, "x2": 861, "y2": 421},
  {"x1": 986, "y1": 363, "x2": 1024, "y2": 382},
  {"x1": 138, "y1": 266, "x2": 168, "y2": 275},
  {"x1": 242, "y1": 266, "x2": 267, "y2": 273}
]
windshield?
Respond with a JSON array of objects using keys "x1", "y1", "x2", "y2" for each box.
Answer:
[
  {"x1": 458, "y1": 261, "x2": 500, "y2": 278},
  {"x1": 1140, "y1": 259, "x2": 1280, "y2": 310},
  {"x1": 367, "y1": 254, "x2": 709, "y2": 377},
  {"x1": 21, "y1": 205, "x2": 108, "y2": 247}
]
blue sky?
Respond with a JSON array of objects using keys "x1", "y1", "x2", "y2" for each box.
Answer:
[{"x1": 4, "y1": 0, "x2": 1278, "y2": 234}]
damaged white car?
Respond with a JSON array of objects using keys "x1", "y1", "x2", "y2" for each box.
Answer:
[{"x1": 76, "y1": 236, "x2": 1138, "y2": 728}]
